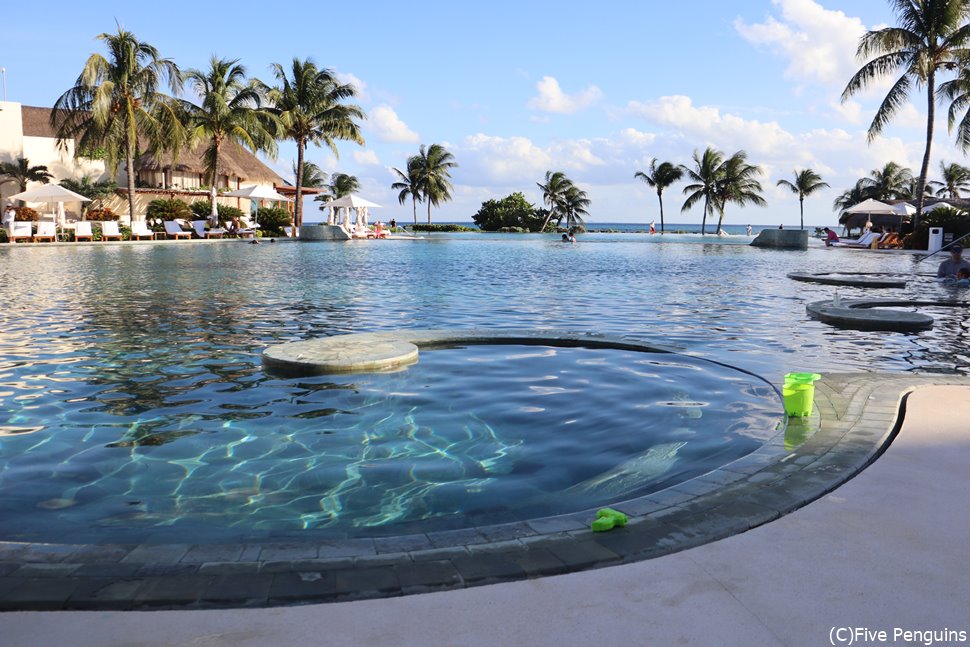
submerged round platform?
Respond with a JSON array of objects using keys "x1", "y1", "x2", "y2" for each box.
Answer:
[
  {"x1": 806, "y1": 299, "x2": 968, "y2": 331},
  {"x1": 788, "y1": 272, "x2": 908, "y2": 288}
]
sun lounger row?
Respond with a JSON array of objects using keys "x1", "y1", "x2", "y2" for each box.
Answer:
[
  {"x1": 6, "y1": 219, "x2": 251, "y2": 242},
  {"x1": 832, "y1": 231, "x2": 902, "y2": 249}
]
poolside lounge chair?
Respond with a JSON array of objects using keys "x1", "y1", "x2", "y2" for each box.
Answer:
[
  {"x1": 74, "y1": 221, "x2": 94, "y2": 242},
  {"x1": 33, "y1": 221, "x2": 56, "y2": 242},
  {"x1": 8, "y1": 221, "x2": 32, "y2": 243},
  {"x1": 191, "y1": 220, "x2": 226, "y2": 239},
  {"x1": 100, "y1": 221, "x2": 123, "y2": 241},
  {"x1": 878, "y1": 233, "x2": 903, "y2": 249},
  {"x1": 835, "y1": 231, "x2": 881, "y2": 248},
  {"x1": 233, "y1": 218, "x2": 256, "y2": 238},
  {"x1": 130, "y1": 221, "x2": 155, "y2": 240},
  {"x1": 163, "y1": 221, "x2": 191, "y2": 240}
]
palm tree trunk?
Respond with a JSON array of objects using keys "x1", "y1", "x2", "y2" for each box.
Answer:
[
  {"x1": 914, "y1": 74, "x2": 935, "y2": 231},
  {"x1": 210, "y1": 141, "x2": 220, "y2": 225},
  {"x1": 412, "y1": 195, "x2": 417, "y2": 224},
  {"x1": 540, "y1": 208, "x2": 554, "y2": 233},
  {"x1": 701, "y1": 197, "x2": 709, "y2": 235},
  {"x1": 124, "y1": 133, "x2": 137, "y2": 224},
  {"x1": 657, "y1": 190, "x2": 665, "y2": 234},
  {"x1": 427, "y1": 200, "x2": 431, "y2": 225},
  {"x1": 294, "y1": 141, "x2": 305, "y2": 229},
  {"x1": 799, "y1": 196, "x2": 805, "y2": 231},
  {"x1": 716, "y1": 208, "x2": 725, "y2": 233}
]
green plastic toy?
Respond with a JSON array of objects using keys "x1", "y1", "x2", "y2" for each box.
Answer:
[{"x1": 591, "y1": 507, "x2": 629, "y2": 532}]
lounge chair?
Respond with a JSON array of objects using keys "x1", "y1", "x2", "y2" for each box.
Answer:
[
  {"x1": 233, "y1": 218, "x2": 256, "y2": 238},
  {"x1": 191, "y1": 220, "x2": 226, "y2": 239},
  {"x1": 74, "y1": 221, "x2": 94, "y2": 242},
  {"x1": 130, "y1": 221, "x2": 155, "y2": 240},
  {"x1": 878, "y1": 233, "x2": 903, "y2": 249},
  {"x1": 100, "y1": 221, "x2": 123, "y2": 241},
  {"x1": 8, "y1": 221, "x2": 32, "y2": 243},
  {"x1": 163, "y1": 221, "x2": 191, "y2": 240},
  {"x1": 834, "y1": 231, "x2": 881, "y2": 248},
  {"x1": 33, "y1": 221, "x2": 56, "y2": 242}
]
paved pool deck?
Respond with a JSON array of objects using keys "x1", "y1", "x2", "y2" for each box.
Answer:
[{"x1": 2, "y1": 379, "x2": 969, "y2": 645}]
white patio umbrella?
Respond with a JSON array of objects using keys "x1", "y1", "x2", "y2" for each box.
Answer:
[
  {"x1": 222, "y1": 185, "x2": 292, "y2": 229},
  {"x1": 844, "y1": 198, "x2": 896, "y2": 215},
  {"x1": 8, "y1": 184, "x2": 91, "y2": 239}
]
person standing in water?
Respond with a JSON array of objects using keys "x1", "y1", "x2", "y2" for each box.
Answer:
[
  {"x1": 649, "y1": 220, "x2": 656, "y2": 235},
  {"x1": 746, "y1": 224, "x2": 753, "y2": 236}
]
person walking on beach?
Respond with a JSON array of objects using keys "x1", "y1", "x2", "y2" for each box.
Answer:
[
  {"x1": 649, "y1": 220, "x2": 656, "y2": 235},
  {"x1": 938, "y1": 244, "x2": 970, "y2": 278}
]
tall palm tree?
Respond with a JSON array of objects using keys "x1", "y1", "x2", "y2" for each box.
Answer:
[
  {"x1": 264, "y1": 58, "x2": 364, "y2": 228},
  {"x1": 842, "y1": 0, "x2": 970, "y2": 227},
  {"x1": 391, "y1": 159, "x2": 422, "y2": 224},
  {"x1": 928, "y1": 160, "x2": 970, "y2": 197},
  {"x1": 411, "y1": 143, "x2": 457, "y2": 224},
  {"x1": 714, "y1": 151, "x2": 766, "y2": 232},
  {"x1": 860, "y1": 161, "x2": 914, "y2": 199},
  {"x1": 776, "y1": 168, "x2": 829, "y2": 230},
  {"x1": 537, "y1": 170, "x2": 572, "y2": 231},
  {"x1": 328, "y1": 172, "x2": 360, "y2": 198},
  {"x1": 51, "y1": 27, "x2": 184, "y2": 221},
  {"x1": 833, "y1": 179, "x2": 871, "y2": 215},
  {"x1": 634, "y1": 159, "x2": 682, "y2": 234},
  {"x1": 184, "y1": 56, "x2": 279, "y2": 223},
  {"x1": 562, "y1": 184, "x2": 591, "y2": 230},
  {"x1": 0, "y1": 158, "x2": 54, "y2": 203},
  {"x1": 680, "y1": 147, "x2": 724, "y2": 235}
]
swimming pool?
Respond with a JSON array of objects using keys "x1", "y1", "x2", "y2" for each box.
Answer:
[{"x1": 0, "y1": 235, "x2": 965, "y2": 543}]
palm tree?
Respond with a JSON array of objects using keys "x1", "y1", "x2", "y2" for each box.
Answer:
[
  {"x1": 537, "y1": 170, "x2": 572, "y2": 231},
  {"x1": 60, "y1": 175, "x2": 117, "y2": 216},
  {"x1": 411, "y1": 143, "x2": 457, "y2": 224},
  {"x1": 0, "y1": 158, "x2": 54, "y2": 203},
  {"x1": 834, "y1": 179, "x2": 871, "y2": 215},
  {"x1": 928, "y1": 160, "x2": 970, "y2": 197},
  {"x1": 298, "y1": 161, "x2": 328, "y2": 189},
  {"x1": 680, "y1": 147, "x2": 724, "y2": 235},
  {"x1": 391, "y1": 159, "x2": 422, "y2": 224},
  {"x1": 328, "y1": 172, "x2": 360, "y2": 198},
  {"x1": 562, "y1": 184, "x2": 591, "y2": 231},
  {"x1": 714, "y1": 151, "x2": 766, "y2": 231},
  {"x1": 634, "y1": 159, "x2": 682, "y2": 234},
  {"x1": 184, "y1": 56, "x2": 279, "y2": 223},
  {"x1": 264, "y1": 58, "x2": 364, "y2": 229},
  {"x1": 51, "y1": 27, "x2": 184, "y2": 221},
  {"x1": 776, "y1": 168, "x2": 830, "y2": 230},
  {"x1": 860, "y1": 161, "x2": 913, "y2": 199},
  {"x1": 842, "y1": 0, "x2": 970, "y2": 227}
]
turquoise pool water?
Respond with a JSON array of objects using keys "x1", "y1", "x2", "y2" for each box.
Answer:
[{"x1": 0, "y1": 234, "x2": 966, "y2": 542}]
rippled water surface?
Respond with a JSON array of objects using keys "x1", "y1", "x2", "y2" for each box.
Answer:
[{"x1": 0, "y1": 234, "x2": 967, "y2": 542}]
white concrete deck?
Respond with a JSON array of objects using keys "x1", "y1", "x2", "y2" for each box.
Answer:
[{"x1": 2, "y1": 385, "x2": 968, "y2": 647}]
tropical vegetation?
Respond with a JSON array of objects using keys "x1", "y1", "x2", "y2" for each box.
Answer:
[
  {"x1": 928, "y1": 161, "x2": 970, "y2": 198},
  {"x1": 263, "y1": 58, "x2": 364, "y2": 229},
  {"x1": 391, "y1": 159, "x2": 422, "y2": 224},
  {"x1": 51, "y1": 27, "x2": 186, "y2": 222},
  {"x1": 59, "y1": 175, "x2": 117, "y2": 215},
  {"x1": 0, "y1": 158, "x2": 54, "y2": 200},
  {"x1": 681, "y1": 147, "x2": 766, "y2": 234},
  {"x1": 472, "y1": 192, "x2": 548, "y2": 231},
  {"x1": 634, "y1": 159, "x2": 682, "y2": 233},
  {"x1": 399, "y1": 144, "x2": 458, "y2": 224},
  {"x1": 776, "y1": 169, "x2": 829, "y2": 230},
  {"x1": 537, "y1": 171, "x2": 589, "y2": 231},
  {"x1": 842, "y1": 0, "x2": 970, "y2": 227},
  {"x1": 183, "y1": 56, "x2": 279, "y2": 222},
  {"x1": 255, "y1": 206, "x2": 292, "y2": 236},
  {"x1": 146, "y1": 198, "x2": 192, "y2": 222}
]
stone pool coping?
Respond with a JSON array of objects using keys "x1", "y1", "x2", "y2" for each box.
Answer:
[
  {"x1": 806, "y1": 298, "x2": 968, "y2": 331},
  {"x1": 787, "y1": 272, "x2": 907, "y2": 288},
  {"x1": 1, "y1": 371, "x2": 964, "y2": 611}
]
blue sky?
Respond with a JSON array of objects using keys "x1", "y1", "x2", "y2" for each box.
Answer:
[{"x1": 5, "y1": 0, "x2": 960, "y2": 225}]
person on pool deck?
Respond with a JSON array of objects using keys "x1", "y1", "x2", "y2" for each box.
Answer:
[
  {"x1": 824, "y1": 227, "x2": 840, "y2": 246},
  {"x1": 937, "y1": 244, "x2": 970, "y2": 278}
]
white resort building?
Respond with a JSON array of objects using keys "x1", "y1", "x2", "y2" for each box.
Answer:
[{"x1": 0, "y1": 100, "x2": 292, "y2": 221}]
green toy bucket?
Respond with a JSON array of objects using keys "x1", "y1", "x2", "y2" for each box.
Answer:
[{"x1": 782, "y1": 373, "x2": 821, "y2": 417}]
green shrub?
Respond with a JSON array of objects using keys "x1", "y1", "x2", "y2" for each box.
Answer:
[
  {"x1": 0, "y1": 228, "x2": 7, "y2": 243},
  {"x1": 472, "y1": 193, "x2": 545, "y2": 232},
  {"x1": 410, "y1": 223, "x2": 476, "y2": 232},
  {"x1": 86, "y1": 207, "x2": 119, "y2": 221},
  {"x1": 190, "y1": 200, "x2": 245, "y2": 224},
  {"x1": 146, "y1": 199, "x2": 191, "y2": 221},
  {"x1": 255, "y1": 207, "x2": 292, "y2": 236},
  {"x1": 910, "y1": 207, "x2": 970, "y2": 249}
]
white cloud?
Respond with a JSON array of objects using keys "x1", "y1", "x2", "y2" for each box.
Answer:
[
  {"x1": 527, "y1": 76, "x2": 603, "y2": 114},
  {"x1": 620, "y1": 128, "x2": 657, "y2": 146},
  {"x1": 369, "y1": 105, "x2": 420, "y2": 143},
  {"x1": 628, "y1": 95, "x2": 796, "y2": 157},
  {"x1": 734, "y1": 0, "x2": 867, "y2": 88},
  {"x1": 353, "y1": 150, "x2": 380, "y2": 166}
]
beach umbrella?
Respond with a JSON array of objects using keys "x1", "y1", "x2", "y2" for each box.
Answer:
[
  {"x1": 325, "y1": 195, "x2": 382, "y2": 230},
  {"x1": 223, "y1": 185, "x2": 293, "y2": 229},
  {"x1": 8, "y1": 184, "x2": 91, "y2": 239}
]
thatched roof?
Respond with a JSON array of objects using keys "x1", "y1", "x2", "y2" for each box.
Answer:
[{"x1": 20, "y1": 105, "x2": 285, "y2": 185}]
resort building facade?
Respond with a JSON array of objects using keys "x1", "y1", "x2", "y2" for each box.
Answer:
[{"x1": 0, "y1": 100, "x2": 289, "y2": 220}]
